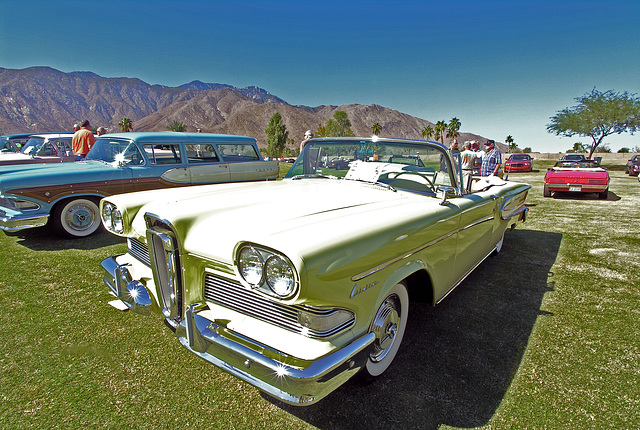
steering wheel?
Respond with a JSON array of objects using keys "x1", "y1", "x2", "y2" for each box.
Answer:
[{"x1": 388, "y1": 171, "x2": 435, "y2": 190}]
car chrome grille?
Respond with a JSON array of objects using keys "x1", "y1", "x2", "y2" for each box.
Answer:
[
  {"x1": 128, "y1": 238, "x2": 150, "y2": 267},
  {"x1": 204, "y1": 274, "x2": 353, "y2": 339}
]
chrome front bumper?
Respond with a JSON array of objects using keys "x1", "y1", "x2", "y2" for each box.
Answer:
[
  {"x1": 0, "y1": 209, "x2": 49, "y2": 232},
  {"x1": 101, "y1": 255, "x2": 375, "y2": 406}
]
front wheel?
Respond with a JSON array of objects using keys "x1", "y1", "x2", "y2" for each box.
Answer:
[
  {"x1": 52, "y1": 198, "x2": 101, "y2": 238},
  {"x1": 363, "y1": 282, "x2": 409, "y2": 378}
]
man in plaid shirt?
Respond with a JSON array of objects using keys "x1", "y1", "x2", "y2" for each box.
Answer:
[{"x1": 480, "y1": 139, "x2": 502, "y2": 177}]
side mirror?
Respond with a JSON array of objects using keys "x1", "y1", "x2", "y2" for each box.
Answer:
[{"x1": 437, "y1": 185, "x2": 457, "y2": 206}]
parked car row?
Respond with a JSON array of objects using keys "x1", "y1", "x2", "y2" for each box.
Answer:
[
  {"x1": 5, "y1": 132, "x2": 636, "y2": 406},
  {"x1": 0, "y1": 132, "x2": 278, "y2": 237}
]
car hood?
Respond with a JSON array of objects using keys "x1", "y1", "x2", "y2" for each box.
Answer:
[
  {"x1": 123, "y1": 178, "x2": 452, "y2": 264},
  {"x1": 0, "y1": 160, "x2": 118, "y2": 192}
]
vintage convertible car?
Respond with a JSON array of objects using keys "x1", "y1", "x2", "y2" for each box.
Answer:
[
  {"x1": 544, "y1": 159, "x2": 609, "y2": 199},
  {"x1": 0, "y1": 133, "x2": 34, "y2": 153},
  {"x1": 625, "y1": 154, "x2": 640, "y2": 176},
  {"x1": 99, "y1": 137, "x2": 530, "y2": 405},
  {"x1": 504, "y1": 153, "x2": 532, "y2": 172},
  {"x1": 0, "y1": 133, "x2": 75, "y2": 165},
  {"x1": 0, "y1": 132, "x2": 278, "y2": 237}
]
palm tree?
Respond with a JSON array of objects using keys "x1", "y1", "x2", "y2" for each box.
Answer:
[
  {"x1": 118, "y1": 117, "x2": 133, "y2": 132},
  {"x1": 446, "y1": 117, "x2": 461, "y2": 141},
  {"x1": 168, "y1": 120, "x2": 187, "y2": 132},
  {"x1": 505, "y1": 135, "x2": 515, "y2": 153},
  {"x1": 421, "y1": 125, "x2": 434, "y2": 140},
  {"x1": 371, "y1": 122, "x2": 382, "y2": 136},
  {"x1": 434, "y1": 120, "x2": 447, "y2": 144}
]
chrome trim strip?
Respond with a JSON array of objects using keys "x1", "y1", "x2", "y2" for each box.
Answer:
[
  {"x1": 351, "y1": 215, "x2": 495, "y2": 282},
  {"x1": 0, "y1": 212, "x2": 49, "y2": 231}
]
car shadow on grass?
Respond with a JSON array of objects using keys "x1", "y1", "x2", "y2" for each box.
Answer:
[
  {"x1": 549, "y1": 190, "x2": 621, "y2": 201},
  {"x1": 271, "y1": 229, "x2": 562, "y2": 430},
  {"x1": 5, "y1": 226, "x2": 125, "y2": 251}
]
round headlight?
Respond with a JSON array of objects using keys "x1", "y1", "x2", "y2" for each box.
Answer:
[
  {"x1": 265, "y1": 255, "x2": 295, "y2": 297},
  {"x1": 102, "y1": 202, "x2": 124, "y2": 233},
  {"x1": 238, "y1": 247, "x2": 263, "y2": 285}
]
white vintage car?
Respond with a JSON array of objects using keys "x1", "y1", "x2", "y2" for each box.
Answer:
[{"x1": 100, "y1": 137, "x2": 530, "y2": 405}]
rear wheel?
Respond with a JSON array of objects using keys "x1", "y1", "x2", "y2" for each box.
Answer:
[
  {"x1": 363, "y1": 282, "x2": 409, "y2": 378},
  {"x1": 52, "y1": 198, "x2": 101, "y2": 237},
  {"x1": 598, "y1": 188, "x2": 608, "y2": 200},
  {"x1": 543, "y1": 185, "x2": 551, "y2": 197}
]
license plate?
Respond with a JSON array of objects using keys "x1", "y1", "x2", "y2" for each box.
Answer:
[{"x1": 569, "y1": 186, "x2": 581, "y2": 192}]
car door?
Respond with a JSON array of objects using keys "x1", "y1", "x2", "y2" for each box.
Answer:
[
  {"x1": 128, "y1": 143, "x2": 191, "y2": 192},
  {"x1": 184, "y1": 143, "x2": 231, "y2": 184}
]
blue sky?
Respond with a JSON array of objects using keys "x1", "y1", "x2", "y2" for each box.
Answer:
[{"x1": 1, "y1": 0, "x2": 639, "y2": 152}]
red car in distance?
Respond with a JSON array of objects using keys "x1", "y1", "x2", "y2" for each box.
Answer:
[
  {"x1": 544, "y1": 159, "x2": 609, "y2": 199},
  {"x1": 504, "y1": 153, "x2": 533, "y2": 172}
]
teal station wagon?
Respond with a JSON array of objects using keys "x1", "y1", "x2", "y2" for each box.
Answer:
[
  {"x1": 99, "y1": 137, "x2": 530, "y2": 405},
  {"x1": 0, "y1": 132, "x2": 278, "y2": 237}
]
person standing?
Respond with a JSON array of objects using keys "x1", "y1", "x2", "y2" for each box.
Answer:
[
  {"x1": 460, "y1": 141, "x2": 477, "y2": 191},
  {"x1": 72, "y1": 119, "x2": 96, "y2": 161},
  {"x1": 299, "y1": 130, "x2": 314, "y2": 154},
  {"x1": 480, "y1": 139, "x2": 502, "y2": 177},
  {"x1": 96, "y1": 126, "x2": 107, "y2": 136},
  {"x1": 471, "y1": 141, "x2": 483, "y2": 175}
]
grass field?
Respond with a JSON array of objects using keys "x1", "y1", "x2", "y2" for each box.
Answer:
[{"x1": 1, "y1": 159, "x2": 638, "y2": 429}]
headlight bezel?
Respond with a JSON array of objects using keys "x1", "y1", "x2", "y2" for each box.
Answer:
[
  {"x1": 236, "y1": 244, "x2": 299, "y2": 300},
  {"x1": 101, "y1": 201, "x2": 124, "y2": 234}
]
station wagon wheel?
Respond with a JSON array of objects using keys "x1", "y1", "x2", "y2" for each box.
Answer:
[
  {"x1": 52, "y1": 198, "x2": 101, "y2": 238},
  {"x1": 364, "y1": 282, "x2": 409, "y2": 378}
]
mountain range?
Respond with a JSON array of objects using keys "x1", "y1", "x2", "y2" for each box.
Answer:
[{"x1": 0, "y1": 66, "x2": 495, "y2": 152}]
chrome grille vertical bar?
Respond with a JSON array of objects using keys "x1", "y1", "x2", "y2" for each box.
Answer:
[{"x1": 145, "y1": 213, "x2": 183, "y2": 321}]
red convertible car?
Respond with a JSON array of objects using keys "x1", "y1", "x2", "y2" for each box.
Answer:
[
  {"x1": 504, "y1": 153, "x2": 533, "y2": 172},
  {"x1": 544, "y1": 159, "x2": 609, "y2": 199}
]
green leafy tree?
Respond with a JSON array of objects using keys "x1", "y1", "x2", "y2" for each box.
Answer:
[
  {"x1": 523, "y1": 147, "x2": 532, "y2": 153},
  {"x1": 547, "y1": 88, "x2": 640, "y2": 158},
  {"x1": 324, "y1": 111, "x2": 355, "y2": 137},
  {"x1": 569, "y1": 142, "x2": 587, "y2": 153},
  {"x1": 618, "y1": 147, "x2": 630, "y2": 153},
  {"x1": 371, "y1": 122, "x2": 382, "y2": 136},
  {"x1": 434, "y1": 120, "x2": 447, "y2": 144},
  {"x1": 421, "y1": 125, "x2": 434, "y2": 140},
  {"x1": 118, "y1": 117, "x2": 133, "y2": 132},
  {"x1": 168, "y1": 120, "x2": 187, "y2": 132},
  {"x1": 265, "y1": 112, "x2": 289, "y2": 158},
  {"x1": 446, "y1": 117, "x2": 461, "y2": 141},
  {"x1": 505, "y1": 135, "x2": 515, "y2": 153},
  {"x1": 315, "y1": 123, "x2": 327, "y2": 138}
]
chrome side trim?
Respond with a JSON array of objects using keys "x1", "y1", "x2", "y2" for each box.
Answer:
[{"x1": 351, "y1": 215, "x2": 495, "y2": 282}]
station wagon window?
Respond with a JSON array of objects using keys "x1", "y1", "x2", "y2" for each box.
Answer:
[
  {"x1": 185, "y1": 144, "x2": 220, "y2": 163},
  {"x1": 143, "y1": 144, "x2": 182, "y2": 165},
  {"x1": 86, "y1": 138, "x2": 144, "y2": 165},
  {"x1": 217, "y1": 144, "x2": 260, "y2": 162}
]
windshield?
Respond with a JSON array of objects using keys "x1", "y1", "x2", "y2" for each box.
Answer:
[
  {"x1": 86, "y1": 137, "x2": 144, "y2": 165},
  {"x1": 20, "y1": 138, "x2": 46, "y2": 155},
  {"x1": 285, "y1": 139, "x2": 456, "y2": 195},
  {"x1": 555, "y1": 160, "x2": 600, "y2": 169}
]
